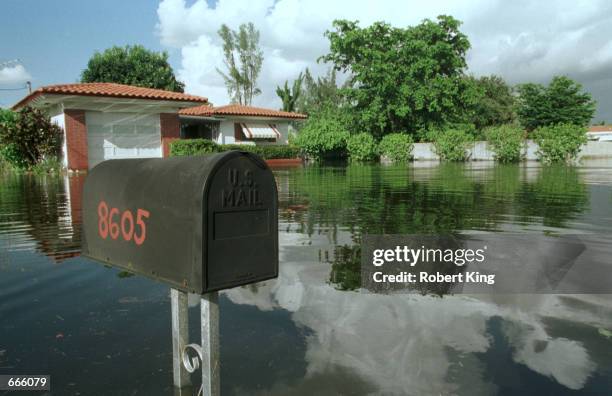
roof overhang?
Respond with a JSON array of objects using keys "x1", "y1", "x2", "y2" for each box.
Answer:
[
  {"x1": 179, "y1": 115, "x2": 224, "y2": 122},
  {"x1": 179, "y1": 114, "x2": 304, "y2": 122},
  {"x1": 14, "y1": 93, "x2": 205, "y2": 115}
]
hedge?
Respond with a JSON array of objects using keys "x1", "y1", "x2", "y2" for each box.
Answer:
[
  {"x1": 169, "y1": 139, "x2": 301, "y2": 160},
  {"x1": 169, "y1": 139, "x2": 218, "y2": 156},
  {"x1": 219, "y1": 144, "x2": 301, "y2": 159}
]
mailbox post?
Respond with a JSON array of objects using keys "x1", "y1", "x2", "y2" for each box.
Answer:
[{"x1": 82, "y1": 151, "x2": 279, "y2": 395}]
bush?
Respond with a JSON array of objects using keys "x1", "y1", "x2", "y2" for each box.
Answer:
[
  {"x1": 169, "y1": 139, "x2": 301, "y2": 160},
  {"x1": 220, "y1": 144, "x2": 301, "y2": 159},
  {"x1": 0, "y1": 143, "x2": 29, "y2": 169},
  {"x1": 0, "y1": 155, "x2": 11, "y2": 173},
  {"x1": 169, "y1": 138, "x2": 218, "y2": 156},
  {"x1": 0, "y1": 106, "x2": 62, "y2": 169},
  {"x1": 484, "y1": 124, "x2": 525, "y2": 163},
  {"x1": 429, "y1": 128, "x2": 473, "y2": 161},
  {"x1": 532, "y1": 123, "x2": 587, "y2": 163},
  {"x1": 293, "y1": 108, "x2": 350, "y2": 160},
  {"x1": 346, "y1": 133, "x2": 378, "y2": 162},
  {"x1": 31, "y1": 157, "x2": 63, "y2": 174},
  {"x1": 379, "y1": 133, "x2": 414, "y2": 162}
]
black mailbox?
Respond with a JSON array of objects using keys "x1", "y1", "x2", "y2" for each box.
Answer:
[{"x1": 82, "y1": 151, "x2": 278, "y2": 294}]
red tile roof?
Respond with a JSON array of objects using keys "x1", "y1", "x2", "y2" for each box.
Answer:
[
  {"x1": 180, "y1": 104, "x2": 307, "y2": 119},
  {"x1": 588, "y1": 125, "x2": 612, "y2": 132},
  {"x1": 13, "y1": 83, "x2": 208, "y2": 109}
]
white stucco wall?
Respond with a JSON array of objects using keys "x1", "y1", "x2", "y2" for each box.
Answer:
[
  {"x1": 217, "y1": 120, "x2": 236, "y2": 144},
  {"x1": 410, "y1": 140, "x2": 612, "y2": 161}
]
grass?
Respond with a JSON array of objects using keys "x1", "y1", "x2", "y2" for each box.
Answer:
[{"x1": 0, "y1": 156, "x2": 64, "y2": 175}]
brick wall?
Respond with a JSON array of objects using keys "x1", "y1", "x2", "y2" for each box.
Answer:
[
  {"x1": 64, "y1": 110, "x2": 89, "y2": 171},
  {"x1": 160, "y1": 113, "x2": 181, "y2": 157}
]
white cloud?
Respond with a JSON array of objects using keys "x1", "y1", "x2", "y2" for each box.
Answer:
[
  {"x1": 157, "y1": 0, "x2": 612, "y2": 120},
  {"x1": 222, "y1": 230, "x2": 605, "y2": 394},
  {"x1": 0, "y1": 64, "x2": 31, "y2": 85}
]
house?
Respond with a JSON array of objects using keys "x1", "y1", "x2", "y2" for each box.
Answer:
[
  {"x1": 179, "y1": 104, "x2": 306, "y2": 145},
  {"x1": 13, "y1": 82, "x2": 306, "y2": 171},
  {"x1": 588, "y1": 125, "x2": 612, "y2": 141}
]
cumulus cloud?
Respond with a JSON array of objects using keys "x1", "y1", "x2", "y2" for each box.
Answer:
[
  {"x1": 223, "y1": 230, "x2": 604, "y2": 394},
  {"x1": 157, "y1": 0, "x2": 612, "y2": 120},
  {"x1": 0, "y1": 64, "x2": 31, "y2": 85}
]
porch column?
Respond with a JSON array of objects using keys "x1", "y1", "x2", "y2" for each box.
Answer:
[
  {"x1": 160, "y1": 113, "x2": 181, "y2": 157},
  {"x1": 64, "y1": 110, "x2": 89, "y2": 171}
]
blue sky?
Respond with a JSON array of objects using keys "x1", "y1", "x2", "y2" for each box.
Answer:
[
  {"x1": 0, "y1": 0, "x2": 179, "y2": 107},
  {"x1": 2, "y1": 0, "x2": 612, "y2": 123}
]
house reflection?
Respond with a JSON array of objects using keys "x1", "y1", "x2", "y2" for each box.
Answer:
[{"x1": 0, "y1": 173, "x2": 84, "y2": 262}]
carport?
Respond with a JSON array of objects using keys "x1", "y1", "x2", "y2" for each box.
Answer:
[{"x1": 13, "y1": 82, "x2": 209, "y2": 171}]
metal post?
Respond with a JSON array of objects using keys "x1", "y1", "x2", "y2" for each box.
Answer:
[
  {"x1": 171, "y1": 288, "x2": 191, "y2": 391},
  {"x1": 200, "y1": 292, "x2": 220, "y2": 396}
]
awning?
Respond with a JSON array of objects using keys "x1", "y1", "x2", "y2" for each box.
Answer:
[{"x1": 240, "y1": 123, "x2": 280, "y2": 139}]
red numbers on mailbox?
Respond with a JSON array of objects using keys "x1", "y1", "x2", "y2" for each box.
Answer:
[{"x1": 98, "y1": 201, "x2": 150, "y2": 245}]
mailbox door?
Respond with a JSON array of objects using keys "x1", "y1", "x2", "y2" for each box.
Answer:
[{"x1": 204, "y1": 151, "x2": 278, "y2": 291}]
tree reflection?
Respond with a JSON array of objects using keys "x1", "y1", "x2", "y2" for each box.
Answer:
[
  {"x1": 278, "y1": 162, "x2": 590, "y2": 293},
  {"x1": 516, "y1": 166, "x2": 589, "y2": 227}
]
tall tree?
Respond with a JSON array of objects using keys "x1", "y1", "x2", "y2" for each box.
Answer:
[
  {"x1": 320, "y1": 16, "x2": 478, "y2": 138},
  {"x1": 468, "y1": 75, "x2": 517, "y2": 130},
  {"x1": 81, "y1": 45, "x2": 185, "y2": 92},
  {"x1": 517, "y1": 76, "x2": 596, "y2": 130},
  {"x1": 276, "y1": 73, "x2": 302, "y2": 112},
  {"x1": 217, "y1": 22, "x2": 264, "y2": 105},
  {"x1": 297, "y1": 68, "x2": 346, "y2": 114}
]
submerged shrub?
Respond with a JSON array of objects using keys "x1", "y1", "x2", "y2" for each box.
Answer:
[
  {"x1": 484, "y1": 124, "x2": 525, "y2": 163},
  {"x1": 170, "y1": 139, "x2": 301, "y2": 159},
  {"x1": 220, "y1": 144, "x2": 301, "y2": 159},
  {"x1": 293, "y1": 108, "x2": 350, "y2": 160},
  {"x1": 532, "y1": 123, "x2": 587, "y2": 163},
  {"x1": 0, "y1": 144, "x2": 28, "y2": 170},
  {"x1": 31, "y1": 156, "x2": 63, "y2": 174},
  {"x1": 429, "y1": 128, "x2": 473, "y2": 161},
  {"x1": 169, "y1": 138, "x2": 218, "y2": 156},
  {"x1": 378, "y1": 133, "x2": 414, "y2": 163},
  {"x1": 346, "y1": 133, "x2": 378, "y2": 162},
  {"x1": 0, "y1": 107, "x2": 62, "y2": 169}
]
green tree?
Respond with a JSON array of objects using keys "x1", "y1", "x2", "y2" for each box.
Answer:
[
  {"x1": 81, "y1": 45, "x2": 185, "y2": 92},
  {"x1": 276, "y1": 73, "x2": 302, "y2": 112},
  {"x1": 0, "y1": 106, "x2": 62, "y2": 169},
  {"x1": 517, "y1": 76, "x2": 596, "y2": 131},
  {"x1": 469, "y1": 75, "x2": 517, "y2": 130},
  {"x1": 297, "y1": 68, "x2": 345, "y2": 114},
  {"x1": 320, "y1": 16, "x2": 478, "y2": 138},
  {"x1": 217, "y1": 22, "x2": 264, "y2": 105}
]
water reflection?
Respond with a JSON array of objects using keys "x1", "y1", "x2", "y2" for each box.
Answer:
[
  {"x1": 1, "y1": 161, "x2": 612, "y2": 395},
  {"x1": 0, "y1": 173, "x2": 83, "y2": 261}
]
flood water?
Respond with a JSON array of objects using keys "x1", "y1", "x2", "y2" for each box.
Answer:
[{"x1": 1, "y1": 161, "x2": 612, "y2": 395}]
